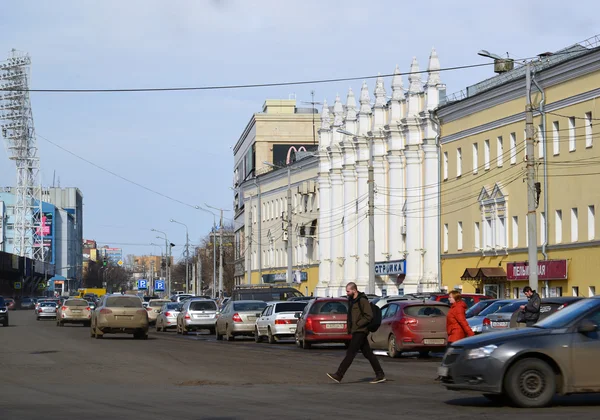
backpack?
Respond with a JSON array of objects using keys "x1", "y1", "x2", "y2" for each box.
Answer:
[{"x1": 358, "y1": 298, "x2": 382, "y2": 332}]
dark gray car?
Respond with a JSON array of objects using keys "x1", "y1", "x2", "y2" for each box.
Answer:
[{"x1": 438, "y1": 297, "x2": 600, "y2": 408}]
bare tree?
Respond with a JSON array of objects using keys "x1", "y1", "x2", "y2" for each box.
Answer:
[{"x1": 195, "y1": 224, "x2": 235, "y2": 296}]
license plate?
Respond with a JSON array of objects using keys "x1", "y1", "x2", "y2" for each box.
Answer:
[
  {"x1": 195, "y1": 315, "x2": 210, "y2": 318},
  {"x1": 71, "y1": 309, "x2": 81, "y2": 313},
  {"x1": 248, "y1": 316, "x2": 256, "y2": 321},
  {"x1": 326, "y1": 323, "x2": 345, "y2": 329},
  {"x1": 290, "y1": 327, "x2": 296, "y2": 333},
  {"x1": 492, "y1": 322, "x2": 509, "y2": 328},
  {"x1": 437, "y1": 366, "x2": 449, "y2": 377},
  {"x1": 116, "y1": 315, "x2": 133, "y2": 320},
  {"x1": 424, "y1": 339, "x2": 445, "y2": 345}
]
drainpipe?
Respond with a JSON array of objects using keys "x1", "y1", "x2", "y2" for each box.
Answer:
[
  {"x1": 532, "y1": 72, "x2": 548, "y2": 297},
  {"x1": 431, "y1": 113, "x2": 442, "y2": 293}
]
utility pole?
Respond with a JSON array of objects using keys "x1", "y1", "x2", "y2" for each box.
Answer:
[
  {"x1": 525, "y1": 62, "x2": 539, "y2": 292},
  {"x1": 197, "y1": 252, "x2": 202, "y2": 295},
  {"x1": 368, "y1": 137, "x2": 375, "y2": 295},
  {"x1": 219, "y1": 209, "x2": 224, "y2": 300},
  {"x1": 247, "y1": 204, "x2": 252, "y2": 285},
  {"x1": 213, "y1": 221, "x2": 217, "y2": 299},
  {"x1": 286, "y1": 167, "x2": 293, "y2": 285}
]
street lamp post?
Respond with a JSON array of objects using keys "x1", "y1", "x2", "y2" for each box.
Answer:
[
  {"x1": 205, "y1": 204, "x2": 230, "y2": 301},
  {"x1": 152, "y1": 229, "x2": 171, "y2": 295},
  {"x1": 195, "y1": 205, "x2": 218, "y2": 299},
  {"x1": 170, "y1": 219, "x2": 190, "y2": 294}
]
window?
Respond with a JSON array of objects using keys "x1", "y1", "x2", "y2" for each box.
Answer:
[
  {"x1": 443, "y1": 152, "x2": 448, "y2": 180},
  {"x1": 484, "y1": 218, "x2": 493, "y2": 249},
  {"x1": 572, "y1": 286, "x2": 579, "y2": 297},
  {"x1": 484, "y1": 139, "x2": 490, "y2": 169},
  {"x1": 537, "y1": 125, "x2": 544, "y2": 159},
  {"x1": 456, "y1": 148, "x2": 462, "y2": 177},
  {"x1": 497, "y1": 136, "x2": 504, "y2": 167},
  {"x1": 472, "y1": 143, "x2": 479, "y2": 174},
  {"x1": 443, "y1": 223, "x2": 448, "y2": 252},
  {"x1": 571, "y1": 207, "x2": 579, "y2": 242},
  {"x1": 457, "y1": 221, "x2": 463, "y2": 250},
  {"x1": 585, "y1": 112, "x2": 593, "y2": 148},
  {"x1": 540, "y1": 212, "x2": 546, "y2": 244},
  {"x1": 553, "y1": 121, "x2": 560, "y2": 155},
  {"x1": 512, "y1": 216, "x2": 518, "y2": 248},
  {"x1": 556, "y1": 287, "x2": 563, "y2": 297},
  {"x1": 474, "y1": 222, "x2": 480, "y2": 250},
  {"x1": 510, "y1": 132, "x2": 517, "y2": 164},
  {"x1": 588, "y1": 205, "x2": 595, "y2": 240},
  {"x1": 555, "y1": 210, "x2": 562, "y2": 243},
  {"x1": 496, "y1": 216, "x2": 506, "y2": 248},
  {"x1": 589, "y1": 286, "x2": 596, "y2": 297},
  {"x1": 568, "y1": 117, "x2": 576, "y2": 152}
]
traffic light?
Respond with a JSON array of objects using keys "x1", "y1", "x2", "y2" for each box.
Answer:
[{"x1": 102, "y1": 257, "x2": 107, "y2": 267}]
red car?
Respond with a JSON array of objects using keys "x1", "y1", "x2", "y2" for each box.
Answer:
[
  {"x1": 429, "y1": 293, "x2": 492, "y2": 308},
  {"x1": 368, "y1": 301, "x2": 450, "y2": 357},
  {"x1": 295, "y1": 298, "x2": 351, "y2": 349}
]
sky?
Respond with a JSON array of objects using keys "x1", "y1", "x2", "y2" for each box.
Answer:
[{"x1": 0, "y1": 0, "x2": 597, "y2": 259}]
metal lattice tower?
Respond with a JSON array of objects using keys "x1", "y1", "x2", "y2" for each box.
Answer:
[{"x1": 0, "y1": 49, "x2": 43, "y2": 260}]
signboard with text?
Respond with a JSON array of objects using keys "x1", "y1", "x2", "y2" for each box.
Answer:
[
  {"x1": 374, "y1": 259, "x2": 406, "y2": 276},
  {"x1": 507, "y1": 260, "x2": 567, "y2": 281}
]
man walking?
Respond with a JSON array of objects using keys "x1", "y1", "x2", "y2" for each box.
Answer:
[
  {"x1": 327, "y1": 282, "x2": 386, "y2": 384},
  {"x1": 519, "y1": 286, "x2": 541, "y2": 327}
]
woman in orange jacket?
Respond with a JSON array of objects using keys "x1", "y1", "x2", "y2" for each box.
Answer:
[{"x1": 446, "y1": 290, "x2": 474, "y2": 345}]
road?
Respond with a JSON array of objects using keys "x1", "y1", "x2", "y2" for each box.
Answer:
[{"x1": 1, "y1": 311, "x2": 599, "y2": 419}]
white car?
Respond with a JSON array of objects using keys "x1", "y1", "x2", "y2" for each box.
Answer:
[{"x1": 254, "y1": 301, "x2": 308, "y2": 344}]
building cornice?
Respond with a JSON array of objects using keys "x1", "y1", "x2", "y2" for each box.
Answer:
[{"x1": 442, "y1": 241, "x2": 600, "y2": 259}]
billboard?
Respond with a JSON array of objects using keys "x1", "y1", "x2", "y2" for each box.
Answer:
[
  {"x1": 272, "y1": 144, "x2": 318, "y2": 167},
  {"x1": 35, "y1": 212, "x2": 53, "y2": 237}
]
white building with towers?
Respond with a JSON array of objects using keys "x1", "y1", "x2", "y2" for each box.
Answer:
[{"x1": 315, "y1": 49, "x2": 446, "y2": 297}]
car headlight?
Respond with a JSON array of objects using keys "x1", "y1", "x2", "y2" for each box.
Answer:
[
  {"x1": 0, "y1": 308, "x2": 6, "y2": 313},
  {"x1": 466, "y1": 344, "x2": 498, "y2": 360}
]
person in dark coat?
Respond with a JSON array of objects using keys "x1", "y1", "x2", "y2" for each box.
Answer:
[
  {"x1": 519, "y1": 286, "x2": 541, "y2": 327},
  {"x1": 327, "y1": 282, "x2": 386, "y2": 384}
]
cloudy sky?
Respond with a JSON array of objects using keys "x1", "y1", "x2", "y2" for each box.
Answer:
[{"x1": 0, "y1": 0, "x2": 597, "y2": 258}]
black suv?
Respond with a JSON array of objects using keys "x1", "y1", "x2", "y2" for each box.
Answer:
[{"x1": 0, "y1": 297, "x2": 9, "y2": 326}]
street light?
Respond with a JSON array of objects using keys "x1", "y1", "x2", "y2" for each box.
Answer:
[
  {"x1": 170, "y1": 219, "x2": 190, "y2": 294},
  {"x1": 477, "y1": 50, "x2": 503, "y2": 60},
  {"x1": 337, "y1": 128, "x2": 376, "y2": 295},
  {"x1": 152, "y1": 228, "x2": 172, "y2": 295},
  {"x1": 195, "y1": 205, "x2": 218, "y2": 299},
  {"x1": 205, "y1": 203, "x2": 231, "y2": 301}
]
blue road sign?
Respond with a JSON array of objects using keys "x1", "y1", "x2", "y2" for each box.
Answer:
[
  {"x1": 137, "y1": 279, "x2": 148, "y2": 290},
  {"x1": 154, "y1": 280, "x2": 165, "y2": 292}
]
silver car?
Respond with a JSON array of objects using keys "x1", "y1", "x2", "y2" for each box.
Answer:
[
  {"x1": 467, "y1": 299, "x2": 514, "y2": 333},
  {"x1": 216, "y1": 300, "x2": 266, "y2": 341},
  {"x1": 155, "y1": 302, "x2": 182, "y2": 332},
  {"x1": 254, "y1": 301, "x2": 308, "y2": 343},
  {"x1": 482, "y1": 299, "x2": 527, "y2": 332},
  {"x1": 177, "y1": 299, "x2": 218, "y2": 335},
  {"x1": 36, "y1": 301, "x2": 58, "y2": 320},
  {"x1": 371, "y1": 295, "x2": 420, "y2": 308}
]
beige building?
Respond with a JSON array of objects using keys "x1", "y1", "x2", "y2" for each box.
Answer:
[
  {"x1": 438, "y1": 37, "x2": 600, "y2": 299},
  {"x1": 232, "y1": 99, "x2": 320, "y2": 287}
]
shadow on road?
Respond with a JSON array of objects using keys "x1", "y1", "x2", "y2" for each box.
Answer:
[{"x1": 445, "y1": 393, "x2": 600, "y2": 408}]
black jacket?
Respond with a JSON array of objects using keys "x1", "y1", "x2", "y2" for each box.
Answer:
[
  {"x1": 523, "y1": 291, "x2": 541, "y2": 323},
  {"x1": 346, "y1": 293, "x2": 372, "y2": 334}
]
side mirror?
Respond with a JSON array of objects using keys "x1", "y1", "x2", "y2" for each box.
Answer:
[{"x1": 578, "y1": 319, "x2": 598, "y2": 334}]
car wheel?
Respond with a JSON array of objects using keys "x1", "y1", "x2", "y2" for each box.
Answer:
[
  {"x1": 267, "y1": 327, "x2": 276, "y2": 344},
  {"x1": 504, "y1": 358, "x2": 556, "y2": 408},
  {"x1": 226, "y1": 326, "x2": 234, "y2": 341},
  {"x1": 255, "y1": 328, "x2": 263, "y2": 343},
  {"x1": 388, "y1": 335, "x2": 400, "y2": 358},
  {"x1": 216, "y1": 325, "x2": 223, "y2": 341},
  {"x1": 302, "y1": 335, "x2": 311, "y2": 349}
]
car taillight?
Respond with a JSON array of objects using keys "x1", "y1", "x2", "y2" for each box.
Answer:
[
  {"x1": 100, "y1": 308, "x2": 112, "y2": 315},
  {"x1": 483, "y1": 317, "x2": 491, "y2": 326},
  {"x1": 275, "y1": 319, "x2": 293, "y2": 324},
  {"x1": 37, "y1": 308, "x2": 42, "y2": 313},
  {"x1": 86, "y1": 307, "x2": 91, "y2": 311},
  {"x1": 146, "y1": 307, "x2": 152, "y2": 311},
  {"x1": 185, "y1": 313, "x2": 191, "y2": 320},
  {"x1": 557, "y1": 304, "x2": 567, "y2": 311},
  {"x1": 61, "y1": 306, "x2": 67, "y2": 311},
  {"x1": 399, "y1": 317, "x2": 418, "y2": 326},
  {"x1": 165, "y1": 312, "x2": 171, "y2": 317},
  {"x1": 232, "y1": 313, "x2": 243, "y2": 323},
  {"x1": 305, "y1": 317, "x2": 313, "y2": 331}
]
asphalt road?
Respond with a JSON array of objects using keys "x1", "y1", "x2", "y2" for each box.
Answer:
[{"x1": 2, "y1": 311, "x2": 600, "y2": 419}]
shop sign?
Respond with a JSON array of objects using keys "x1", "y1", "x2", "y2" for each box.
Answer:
[
  {"x1": 507, "y1": 260, "x2": 567, "y2": 281},
  {"x1": 374, "y1": 259, "x2": 406, "y2": 276},
  {"x1": 262, "y1": 271, "x2": 307, "y2": 284}
]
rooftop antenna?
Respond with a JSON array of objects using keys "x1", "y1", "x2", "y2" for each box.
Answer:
[
  {"x1": 301, "y1": 90, "x2": 322, "y2": 145},
  {"x1": 52, "y1": 170, "x2": 56, "y2": 188}
]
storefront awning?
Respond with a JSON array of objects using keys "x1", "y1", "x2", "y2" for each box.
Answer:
[{"x1": 461, "y1": 267, "x2": 507, "y2": 282}]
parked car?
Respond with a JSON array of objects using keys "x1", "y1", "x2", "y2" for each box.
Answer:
[
  {"x1": 145, "y1": 299, "x2": 170, "y2": 325},
  {"x1": 215, "y1": 300, "x2": 267, "y2": 341},
  {"x1": 439, "y1": 296, "x2": 600, "y2": 408},
  {"x1": 231, "y1": 285, "x2": 304, "y2": 302},
  {"x1": 294, "y1": 298, "x2": 351, "y2": 349},
  {"x1": 481, "y1": 300, "x2": 527, "y2": 332},
  {"x1": 468, "y1": 299, "x2": 516, "y2": 334},
  {"x1": 255, "y1": 301, "x2": 308, "y2": 343},
  {"x1": 0, "y1": 297, "x2": 8, "y2": 326},
  {"x1": 177, "y1": 299, "x2": 218, "y2": 335},
  {"x1": 465, "y1": 299, "x2": 498, "y2": 319},
  {"x1": 57, "y1": 298, "x2": 92, "y2": 327},
  {"x1": 20, "y1": 297, "x2": 36, "y2": 310},
  {"x1": 5, "y1": 298, "x2": 15, "y2": 311},
  {"x1": 36, "y1": 301, "x2": 58, "y2": 320},
  {"x1": 287, "y1": 296, "x2": 315, "y2": 302},
  {"x1": 170, "y1": 294, "x2": 193, "y2": 303},
  {"x1": 509, "y1": 296, "x2": 584, "y2": 328},
  {"x1": 430, "y1": 293, "x2": 493, "y2": 309},
  {"x1": 368, "y1": 301, "x2": 450, "y2": 357},
  {"x1": 155, "y1": 302, "x2": 183, "y2": 332},
  {"x1": 371, "y1": 295, "x2": 420, "y2": 308},
  {"x1": 91, "y1": 294, "x2": 148, "y2": 339}
]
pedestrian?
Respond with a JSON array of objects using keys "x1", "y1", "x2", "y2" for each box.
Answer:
[
  {"x1": 519, "y1": 286, "x2": 541, "y2": 327},
  {"x1": 327, "y1": 282, "x2": 386, "y2": 384},
  {"x1": 446, "y1": 290, "x2": 474, "y2": 345}
]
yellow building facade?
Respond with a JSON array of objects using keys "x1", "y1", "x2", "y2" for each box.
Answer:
[{"x1": 438, "y1": 41, "x2": 600, "y2": 299}]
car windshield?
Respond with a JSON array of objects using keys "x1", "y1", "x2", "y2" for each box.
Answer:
[
  {"x1": 40, "y1": 302, "x2": 56, "y2": 307},
  {"x1": 233, "y1": 302, "x2": 267, "y2": 312},
  {"x1": 149, "y1": 300, "x2": 170, "y2": 307},
  {"x1": 189, "y1": 301, "x2": 217, "y2": 311},
  {"x1": 310, "y1": 301, "x2": 348, "y2": 315},
  {"x1": 105, "y1": 297, "x2": 142, "y2": 308},
  {"x1": 65, "y1": 300, "x2": 89, "y2": 307},
  {"x1": 536, "y1": 299, "x2": 600, "y2": 329},
  {"x1": 479, "y1": 301, "x2": 513, "y2": 316},
  {"x1": 404, "y1": 305, "x2": 449, "y2": 317},
  {"x1": 274, "y1": 302, "x2": 307, "y2": 313},
  {"x1": 466, "y1": 301, "x2": 492, "y2": 318}
]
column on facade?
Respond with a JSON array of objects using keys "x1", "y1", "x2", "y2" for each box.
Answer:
[
  {"x1": 341, "y1": 88, "x2": 358, "y2": 286},
  {"x1": 386, "y1": 65, "x2": 407, "y2": 295},
  {"x1": 371, "y1": 76, "x2": 389, "y2": 294},
  {"x1": 402, "y1": 57, "x2": 424, "y2": 294},
  {"x1": 315, "y1": 100, "x2": 332, "y2": 296},
  {"x1": 355, "y1": 82, "x2": 372, "y2": 292},
  {"x1": 329, "y1": 94, "x2": 345, "y2": 295},
  {"x1": 422, "y1": 48, "x2": 444, "y2": 291}
]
